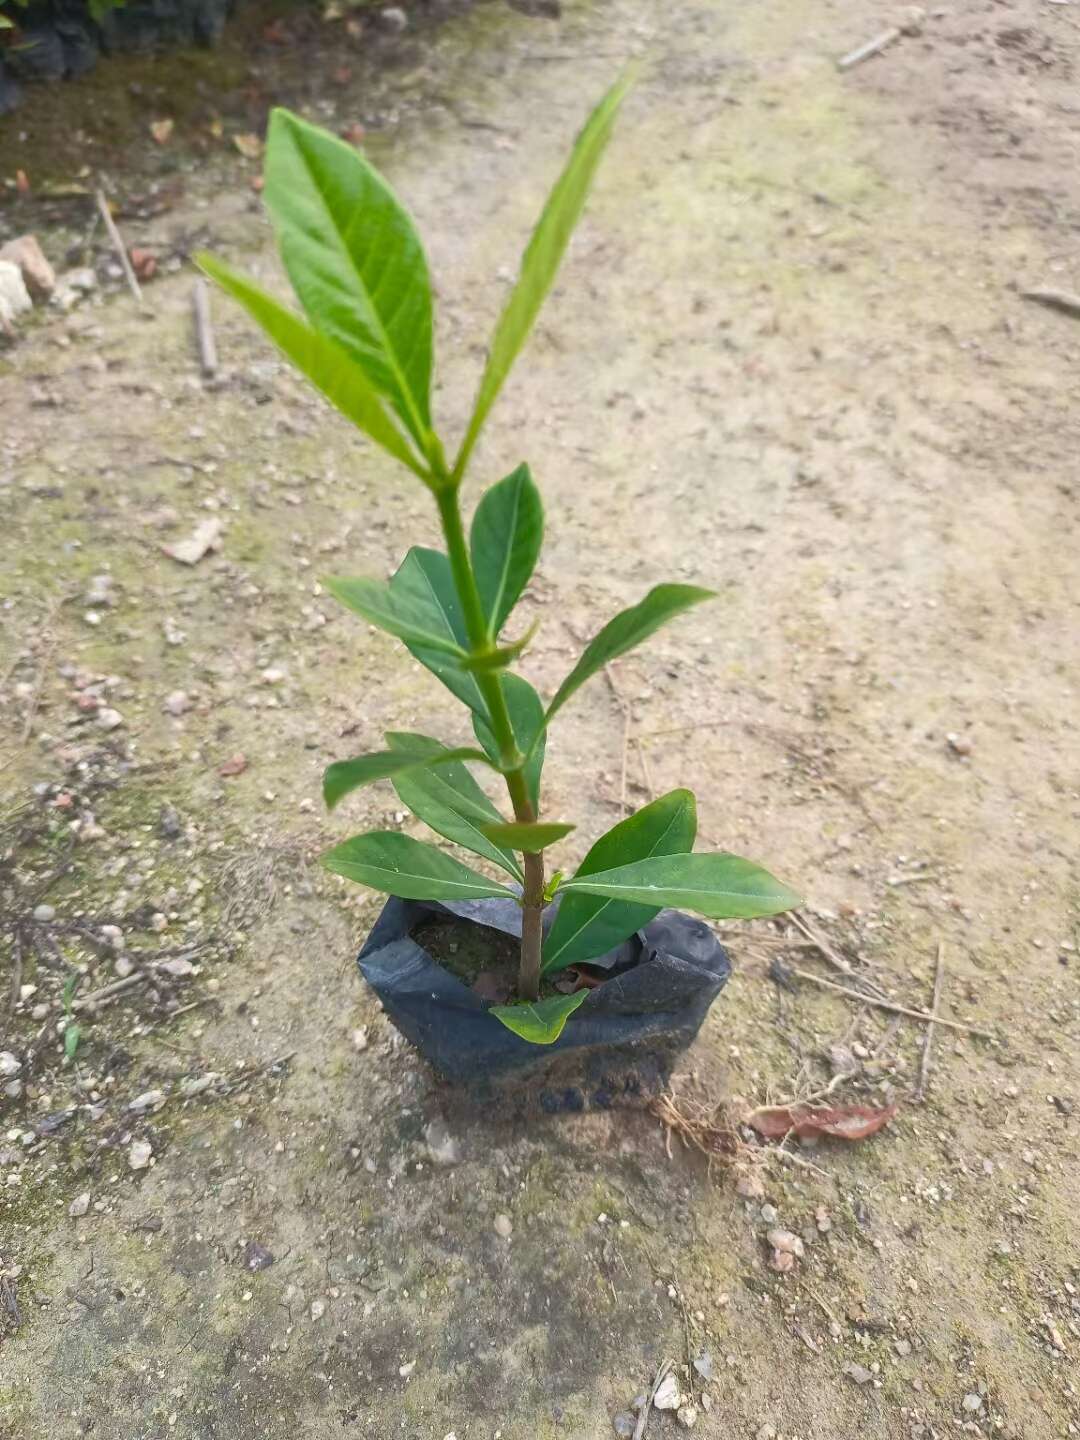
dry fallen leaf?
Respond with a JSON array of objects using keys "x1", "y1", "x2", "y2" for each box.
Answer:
[
  {"x1": 161, "y1": 517, "x2": 222, "y2": 566},
  {"x1": 746, "y1": 1102, "x2": 899, "y2": 1142},
  {"x1": 150, "y1": 118, "x2": 174, "y2": 145},
  {"x1": 129, "y1": 247, "x2": 157, "y2": 282},
  {"x1": 232, "y1": 132, "x2": 264, "y2": 161},
  {"x1": 218, "y1": 754, "x2": 248, "y2": 778}
]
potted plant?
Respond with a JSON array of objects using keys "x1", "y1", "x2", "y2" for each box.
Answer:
[{"x1": 199, "y1": 78, "x2": 800, "y2": 1099}]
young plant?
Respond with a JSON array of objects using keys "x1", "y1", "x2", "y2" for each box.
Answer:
[{"x1": 199, "y1": 79, "x2": 800, "y2": 1044}]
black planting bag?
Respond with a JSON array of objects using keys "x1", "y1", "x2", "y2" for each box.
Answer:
[{"x1": 358, "y1": 895, "x2": 731, "y2": 1099}]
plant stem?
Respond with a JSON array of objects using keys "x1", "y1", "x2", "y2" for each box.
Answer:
[{"x1": 434, "y1": 482, "x2": 545, "y2": 1000}]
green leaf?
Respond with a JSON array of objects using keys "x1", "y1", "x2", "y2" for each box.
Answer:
[
  {"x1": 454, "y1": 74, "x2": 632, "y2": 476},
  {"x1": 325, "y1": 574, "x2": 467, "y2": 657},
  {"x1": 386, "y1": 733, "x2": 523, "y2": 882},
  {"x1": 547, "y1": 583, "x2": 715, "y2": 722},
  {"x1": 457, "y1": 619, "x2": 539, "y2": 673},
  {"x1": 64, "y1": 1022, "x2": 82, "y2": 1060},
  {"x1": 323, "y1": 744, "x2": 494, "y2": 811},
  {"x1": 390, "y1": 548, "x2": 492, "y2": 725},
  {"x1": 264, "y1": 108, "x2": 434, "y2": 447},
  {"x1": 490, "y1": 989, "x2": 588, "y2": 1044},
  {"x1": 469, "y1": 464, "x2": 544, "y2": 636},
  {"x1": 473, "y1": 673, "x2": 547, "y2": 810},
  {"x1": 479, "y1": 820, "x2": 574, "y2": 854},
  {"x1": 195, "y1": 254, "x2": 428, "y2": 480},
  {"x1": 321, "y1": 831, "x2": 514, "y2": 902},
  {"x1": 542, "y1": 789, "x2": 697, "y2": 974},
  {"x1": 560, "y1": 852, "x2": 801, "y2": 919}
]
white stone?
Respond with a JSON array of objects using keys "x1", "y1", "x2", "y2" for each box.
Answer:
[
  {"x1": 69, "y1": 1191, "x2": 91, "y2": 1217},
  {"x1": 129, "y1": 1139, "x2": 152, "y2": 1170},
  {"x1": 653, "y1": 1374, "x2": 681, "y2": 1411}
]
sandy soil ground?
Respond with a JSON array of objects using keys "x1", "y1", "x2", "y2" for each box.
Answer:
[{"x1": 1, "y1": 0, "x2": 1079, "y2": 1436}]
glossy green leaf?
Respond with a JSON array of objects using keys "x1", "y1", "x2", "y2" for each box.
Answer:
[
  {"x1": 479, "y1": 820, "x2": 574, "y2": 854},
  {"x1": 323, "y1": 744, "x2": 494, "y2": 811},
  {"x1": 264, "y1": 108, "x2": 433, "y2": 446},
  {"x1": 325, "y1": 574, "x2": 467, "y2": 657},
  {"x1": 386, "y1": 732, "x2": 523, "y2": 881},
  {"x1": 469, "y1": 464, "x2": 543, "y2": 636},
  {"x1": 542, "y1": 789, "x2": 697, "y2": 974},
  {"x1": 454, "y1": 74, "x2": 632, "y2": 477},
  {"x1": 321, "y1": 831, "x2": 514, "y2": 901},
  {"x1": 390, "y1": 548, "x2": 492, "y2": 725},
  {"x1": 473, "y1": 673, "x2": 547, "y2": 810},
  {"x1": 560, "y1": 852, "x2": 801, "y2": 919},
  {"x1": 546, "y1": 584, "x2": 715, "y2": 722},
  {"x1": 490, "y1": 988, "x2": 588, "y2": 1044},
  {"x1": 196, "y1": 254, "x2": 428, "y2": 481}
]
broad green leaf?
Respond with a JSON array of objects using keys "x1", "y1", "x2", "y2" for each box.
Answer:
[
  {"x1": 264, "y1": 108, "x2": 433, "y2": 446},
  {"x1": 469, "y1": 464, "x2": 543, "y2": 636},
  {"x1": 473, "y1": 673, "x2": 547, "y2": 809},
  {"x1": 321, "y1": 831, "x2": 514, "y2": 901},
  {"x1": 323, "y1": 744, "x2": 494, "y2": 811},
  {"x1": 391, "y1": 549, "x2": 492, "y2": 725},
  {"x1": 560, "y1": 852, "x2": 801, "y2": 920},
  {"x1": 542, "y1": 789, "x2": 697, "y2": 974},
  {"x1": 490, "y1": 989, "x2": 588, "y2": 1044},
  {"x1": 547, "y1": 584, "x2": 715, "y2": 722},
  {"x1": 480, "y1": 820, "x2": 574, "y2": 854},
  {"x1": 325, "y1": 574, "x2": 468, "y2": 657},
  {"x1": 196, "y1": 254, "x2": 428, "y2": 481},
  {"x1": 454, "y1": 74, "x2": 632, "y2": 477},
  {"x1": 386, "y1": 732, "x2": 523, "y2": 882}
]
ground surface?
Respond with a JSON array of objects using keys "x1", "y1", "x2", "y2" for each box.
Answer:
[{"x1": 1, "y1": 0, "x2": 1079, "y2": 1437}]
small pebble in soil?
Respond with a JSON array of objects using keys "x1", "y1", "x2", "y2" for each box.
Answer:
[
  {"x1": 69, "y1": 1191, "x2": 91, "y2": 1217},
  {"x1": 380, "y1": 5, "x2": 408, "y2": 29},
  {"x1": 843, "y1": 1362, "x2": 874, "y2": 1385},
  {"x1": 424, "y1": 1118, "x2": 461, "y2": 1167},
  {"x1": 493, "y1": 1213, "x2": 513, "y2": 1239},
  {"x1": 653, "y1": 1374, "x2": 681, "y2": 1410},
  {"x1": 0, "y1": 1053, "x2": 20, "y2": 1078},
  {"x1": 128, "y1": 1139, "x2": 152, "y2": 1170},
  {"x1": 310, "y1": 1299, "x2": 326, "y2": 1321},
  {"x1": 760, "y1": 1203, "x2": 778, "y2": 1224},
  {"x1": 962, "y1": 1394, "x2": 983, "y2": 1413},
  {"x1": 32, "y1": 904, "x2": 56, "y2": 923},
  {"x1": 677, "y1": 1404, "x2": 698, "y2": 1429},
  {"x1": 612, "y1": 1413, "x2": 635, "y2": 1439}
]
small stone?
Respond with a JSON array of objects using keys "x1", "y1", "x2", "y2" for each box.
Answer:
[
  {"x1": 310, "y1": 1298, "x2": 326, "y2": 1321},
  {"x1": 159, "y1": 806, "x2": 183, "y2": 840},
  {"x1": 493, "y1": 1213, "x2": 513, "y2": 1239},
  {"x1": 769, "y1": 1248, "x2": 796, "y2": 1273},
  {"x1": 261, "y1": 667, "x2": 285, "y2": 685},
  {"x1": 946, "y1": 732, "x2": 972, "y2": 757},
  {"x1": 424, "y1": 1118, "x2": 461, "y2": 1167},
  {"x1": 735, "y1": 1170, "x2": 765, "y2": 1200},
  {"x1": 843, "y1": 1362, "x2": 874, "y2": 1385},
  {"x1": 962, "y1": 1394, "x2": 983, "y2": 1413},
  {"x1": 894, "y1": 1338, "x2": 912, "y2": 1357},
  {"x1": 767, "y1": 1227, "x2": 805, "y2": 1258},
  {"x1": 84, "y1": 573, "x2": 113, "y2": 606},
  {"x1": 243, "y1": 1241, "x2": 274, "y2": 1271},
  {"x1": 399, "y1": 1359, "x2": 416, "y2": 1378},
  {"x1": 69, "y1": 1191, "x2": 91, "y2": 1217},
  {"x1": 114, "y1": 955, "x2": 134, "y2": 978},
  {"x1": 32, "y1": 904, "x2": 56, "y2": 923},
  {"x1": 128, "y1": 1089, "x2": 165, "y2": 1114},
  {"x1": 351, "y1": 1026, "x2": 369, "y2": 1052},
  {"x1": 653, "y1": 1374, "x2": 681, "y2": 1411},
  {"x1": 0, "y1": 259, "x2": 32, "y2": 329},
  {"x1": 100, "y1": 924, "x2": 124, "y2": 951},
  {"x1": 4, "y1": 1080, "x2": 23, "y2": 1100},
  {"x1": 150, "y1": 913, "x2": 168, "y2": 933},
  {"x1": 159, "y1": 957, "x2": 194, "y2": 978},
  {"x1": 0, "y1": 235, "x2": 56, "y2": 300},
  {"x1": 379, "y1": 5, "x2": 408, "y2": 28},
  {"x1": 163, "y1": 690, "x2": 191, "y2": 716},
  {"x1": 96, "y1": 707, "x2": 124, "y2": 731},
  {"x1": 692, "y1": 1350, "x2": 714, "y2": 1382},
  {"x1": 0, "y1": 1053, "x2": 21, "y2": 1078},
  {"x1": 815, "y1": 1205, "x2": 832, "y2": 1232},
  {"x1": 828, "y1": 1043, "x2": 858, "y2": 1075},
  {"x1": 759, "y1": 1203, "x2": 778, "y2": 1224},
  {"x1": 128, "y1": 1139, "x2": 152, "y2": 1170},
  {"x1": 676, "y1": 1404, "x2": 698, "y2": 1429},
  {"x1": 612, "y1": 1413, "x2": 636, "y2": 1439}
]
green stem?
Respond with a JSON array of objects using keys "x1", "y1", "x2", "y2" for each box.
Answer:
[{"x1": 434, "y1": 481, "x2": 544, "y2": 1000}]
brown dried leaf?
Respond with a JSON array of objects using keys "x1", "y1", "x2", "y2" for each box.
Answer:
[{"x1": 746, "y1": 1102, "x2": 899, "y2": 1142}]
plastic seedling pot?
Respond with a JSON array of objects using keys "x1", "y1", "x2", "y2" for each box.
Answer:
[{"x1": 358, "y1": 895, "x2": 731, "y2": 1111}]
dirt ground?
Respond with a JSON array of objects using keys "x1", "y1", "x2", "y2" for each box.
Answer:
[{"x1": 2, "y1": 0, "x2": 1079, "y2": 1436}]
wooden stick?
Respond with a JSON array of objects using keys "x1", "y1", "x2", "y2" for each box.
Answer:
[
  {"x1": 95, "y1": 189, "x2": 144, "y2": 308},
  {"x1": 788, "y1": 963, "x2": 993, "y2": 1038},
  {"x1": 837, "y1": 26, "x2": 900, "y2": 70},
  {"x1": 1021, "y1": 287, "x2": 1080, "y2": 320},
  {"x1": 632, "y1": 1358, "x2": 672, "y2": 1440},
  {"x1": 789, "y1": 911, "x2": 889, "y2": 998},
  {"x1": 915, "y1": 942, "x2": 946, "y2": 1100},
  {"x1": 192, "y1": 279, "x2": 218, "y2": 376}
]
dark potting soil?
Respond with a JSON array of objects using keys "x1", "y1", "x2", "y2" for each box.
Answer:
[{"x1": 410, "y1": 915, "x2": 570, "y2": 1003}]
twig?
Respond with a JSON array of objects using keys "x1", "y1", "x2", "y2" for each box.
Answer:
[
  {"x1": 8, "y1": 927, "x2": 23, "y2": 1017},
  {"x1": 192, "y1": 279, "x2": 218, "y2": 376},
  {"x1": 72, "y1": 970, "x2": 150, "y2": 1011},
  {"x1": 787, "y1": 964, "x2": 993, "y2": 1038},
  {"x1": 914, "y1": 942, "x2": 946, "y2": 1101},
  {"x1": 837, "y1": 27, "x2": 901, "y2": 69},
  {"x1": 1021, "y1": 287, "x2": 1080, "y2": 320},
  {"x1": 633, "y1": 1358, "x2": 672, "y2": 1440},
  {"x1": 18, "y1": 591, "x2": 69, "y2": 744},
  {"x1": 886, "y1": 871, "x2": 939, "y2": 887},
  {"x1": 772, "y1": 1143, "x2": 833, "y2": 1182},
  {"x1": 789, "y1": 912, "x2": 889, "y2": 998},
  {"x1": 95, "y1": 189, "x2": 144, "y2": 308}
]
